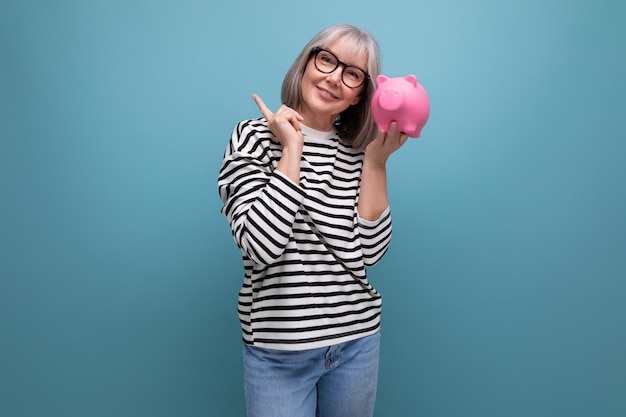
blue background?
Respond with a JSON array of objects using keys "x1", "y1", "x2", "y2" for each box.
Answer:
[{"x1": 1, "y1": 0, "x2": 625, "y2": 416}]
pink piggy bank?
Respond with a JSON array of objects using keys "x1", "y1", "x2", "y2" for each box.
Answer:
[{"x1": 371, "y1": 74, "x2": 430, "y2": 138}]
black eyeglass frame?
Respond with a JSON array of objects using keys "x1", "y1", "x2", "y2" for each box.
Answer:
[{"x1": 311, "y1": 46, "x2": 370, "y2": 89}]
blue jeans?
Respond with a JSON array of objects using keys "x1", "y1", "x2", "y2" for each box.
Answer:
[{"x1": 242, "y1": 332, "x2": 381, "y2": 417}]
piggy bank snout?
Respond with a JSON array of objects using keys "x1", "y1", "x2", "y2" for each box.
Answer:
[{"x1": 378, "y1": 88, "x2": 403, "y2": 111}]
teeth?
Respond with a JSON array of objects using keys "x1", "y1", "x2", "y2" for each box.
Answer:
[{"x1": 320, "y1": 88, "x2": 335, "y2": 98}]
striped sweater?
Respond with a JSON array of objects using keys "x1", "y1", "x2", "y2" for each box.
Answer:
[{"x1": 218, "y1": 118, "x2": 392, "y2": 350}]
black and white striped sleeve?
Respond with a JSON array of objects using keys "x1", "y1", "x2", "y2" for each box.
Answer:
[
  {"x1": 218, "y1": 121, "x2": 305, "y2": 265},
  {"x1": 358, "y1": 207, "x2": 392, "y2": 266}
]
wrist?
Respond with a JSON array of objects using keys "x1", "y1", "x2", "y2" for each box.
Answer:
[
  {"x1": 363, "y1": 156, "x2": 387, "y2": 170},
  {"x1": 281, "y1": 143, "x2": 303, "y2": 160}
]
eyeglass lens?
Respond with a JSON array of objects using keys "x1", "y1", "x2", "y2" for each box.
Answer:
[{"x1": 314, "y1": 48, "x2": 367, "y2": 88}]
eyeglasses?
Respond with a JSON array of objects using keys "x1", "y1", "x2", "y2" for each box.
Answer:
[{"x1": 311, "y1": 47, "x2": 370, "y2": 89}]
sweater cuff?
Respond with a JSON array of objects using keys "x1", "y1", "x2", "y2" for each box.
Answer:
[
  {"x1": 272, "y1": 169, "x2": 306, "y2": 207},
  {"x1": 357, "y1": 206, "x2": 390, "y2": 226}
]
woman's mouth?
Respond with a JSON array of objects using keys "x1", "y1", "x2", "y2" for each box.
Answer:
[{"x1": 317, "y1": 86, "x2": 338, "y2": 99}]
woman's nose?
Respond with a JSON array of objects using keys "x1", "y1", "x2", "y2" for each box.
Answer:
[{"x1": 326, "y1": 68, "x2": 342, "y2": 84}]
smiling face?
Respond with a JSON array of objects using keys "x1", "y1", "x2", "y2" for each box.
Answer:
[{"x1": 297, "y1": 38, "x2": 368, "y2": 131}]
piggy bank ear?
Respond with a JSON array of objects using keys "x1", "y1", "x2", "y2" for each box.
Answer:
[
  {"x1": 405, "y1": 75, "x2": 417, "y2": 86},
  {"x1": 376, "y1": 75, "x2": 389, "y2": 86}
]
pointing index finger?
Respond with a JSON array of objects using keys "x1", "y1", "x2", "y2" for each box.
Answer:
[{"x1": 252, "y1": 94, "x2": 273, "y2": 120}]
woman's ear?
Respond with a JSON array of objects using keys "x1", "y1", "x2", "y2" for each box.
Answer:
[{"x1": 350, "y1": 95, "x2": 361, "y2": 106}]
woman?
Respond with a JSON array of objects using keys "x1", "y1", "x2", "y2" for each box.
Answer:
[{"x1": 218, "y1": 24, "x2": 409, "y2": 417}]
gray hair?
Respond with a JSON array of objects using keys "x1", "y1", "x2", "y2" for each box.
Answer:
[{"x1": 281, "y1": 24, "x2": 381, "y2": 149}]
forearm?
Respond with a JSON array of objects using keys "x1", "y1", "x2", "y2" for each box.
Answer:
[
  {"x1": 276, "y1": 144, "x2": 303, "y2": 184},
  {"x1": 357, "y1": 122, "x2": 409, "y2": 220},
  {"x1": 357, "y1": 159, "x2": 389, "y2": 221},
  {"x1": 226, "y1": 171, "x2": 305, "y2": 265}
]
